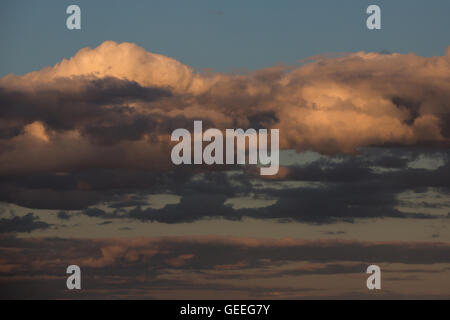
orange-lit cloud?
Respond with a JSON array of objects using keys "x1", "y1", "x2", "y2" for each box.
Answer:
[
  {"x1": 0, "y1": 41, "x2": 449, "y2": 175},
  {"x1": 1, "y1": 235, "x2": 450, "y2": 299}
]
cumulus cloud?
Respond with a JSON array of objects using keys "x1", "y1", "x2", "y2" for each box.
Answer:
[{"x1": 0, "y1": 41, "x2": 449, "y2": 175}]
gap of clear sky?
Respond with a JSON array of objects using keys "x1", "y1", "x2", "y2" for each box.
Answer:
[{"x1": 0, "y1": 0, "x2": 449, "y2": 77}]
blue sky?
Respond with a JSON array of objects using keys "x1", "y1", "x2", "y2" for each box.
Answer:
[{"x1": 1, "y1": 0, "x2": 449, "y2": 76}]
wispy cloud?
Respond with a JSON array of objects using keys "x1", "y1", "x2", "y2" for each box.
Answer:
[{"x1": 1, "y1": 235, "x2": 449, "y2": 299}]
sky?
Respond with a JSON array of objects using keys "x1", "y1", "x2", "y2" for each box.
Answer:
[
  {"x1": 1, "y1": 0, "x2": 450, "y2": 76},
  {"x1": 0, "y1": 0, "x2": 449, "y2": 299}
]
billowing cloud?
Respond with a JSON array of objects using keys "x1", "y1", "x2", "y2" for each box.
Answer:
[{"x1": 0, "y1": 41, "x2": 449, "y2": 176}]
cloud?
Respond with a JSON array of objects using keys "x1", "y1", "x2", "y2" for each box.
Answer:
[
  {"x1": 73, "y1": 150, "x2": 447, "y2": 223},
  {"x1": 0, "y1": 41, "x2": 449, "y2": 224},
  {"x1": 56, "y1": 211, "x2": 71, "y2": 220},
  {"x1": 2, "y1": 41, "x2": 199, "y2": 92},
  {"x1": 3, "y1": 236, "x2": 449, "y2": 272},
  {"x1": 0, "y1": 41, "x2": 449, "y2": 175},
  {"x1": 1, "y1": 42, "x2": 449, "y2": 299},
  {"x1": 0, "y1": 235, "x2": 449, "y2": 299},
  {"x1": 0, "y1": 148, "x2": 448, "y2": 223},
  {"x1": 0, "y1": 213, "x2": 51, "y2": 233}
]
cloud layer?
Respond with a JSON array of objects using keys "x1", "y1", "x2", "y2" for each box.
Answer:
[{"x1": 1, "y1": 235, "x2": 449, "y2": 299}]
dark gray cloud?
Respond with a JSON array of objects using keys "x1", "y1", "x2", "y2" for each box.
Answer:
[
  {"x1": 0, "y1": 148, "x2": 448, "y2": 224},
  {"x1": 0, "y1": 213, "x2": 51, "y2": 233},
  {"x1": 56, "y1": 211, "x2": 71, "y2": 220},
  {"x1": 0, "y1": 77, "x2": 172, "y2": 133},
  {"x1": 72, "y1": 149, "x2": 445, "y2": 224}
]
